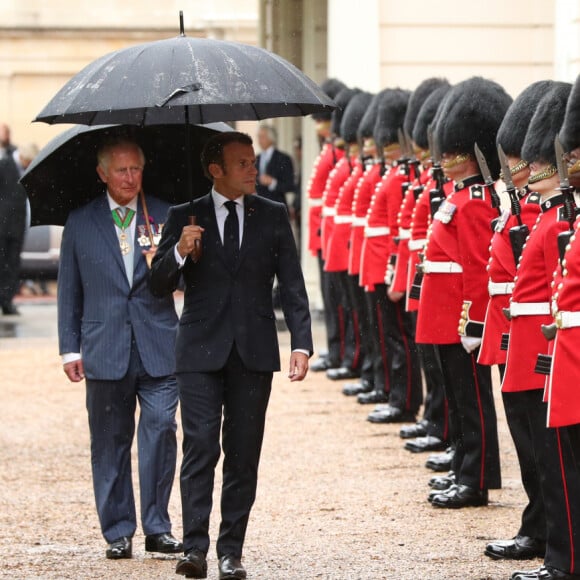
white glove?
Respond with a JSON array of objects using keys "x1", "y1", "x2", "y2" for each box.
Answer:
[{"x1": 461, "y1": 336, "x2": 482, "y2": 354}]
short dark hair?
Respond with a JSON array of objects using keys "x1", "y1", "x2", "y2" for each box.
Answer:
[{"x1": 201, "y1": 131, "x2": 253, "y2": 180}]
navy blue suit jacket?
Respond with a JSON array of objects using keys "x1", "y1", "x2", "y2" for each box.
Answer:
[{"x1": 58, "y1": 194, "x2": 178, "y2": 380}]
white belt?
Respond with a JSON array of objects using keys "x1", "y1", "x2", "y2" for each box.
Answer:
[
  {"x1": 321, "y1": 207, "x2": 336, "y2": 217},
  {"x1": 423, "y1": 260, "x2": 463, "y2": 274},
  {"x1": 364, "y1": 226, "x2": 391, "y2": 237},
  {"x1": 509, "y1": 302, "x2": 550, "y2": 317},
  {"x1": 488, "y1": 281, "x2": 515, "y2": 296},
  {"x1": 408, "y1": 238, "x2": 426, "y2": 251},
  {"x1": 555, "y1": 311, "x2": 580, "y2": 329},
  {"x1": 352, "y1": 217, "x2": 367, "y2": 227},
  {"x1": 334, "y1": 215, "x2": 353, "y2": 224},
  {"x1": 398, "y1": 228, "x2": 411, "y2": 239},
  {"x1": 309, "y1": 198, "x2": 323, "y2": 207}
]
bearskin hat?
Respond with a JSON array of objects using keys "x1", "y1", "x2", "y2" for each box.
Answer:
[
  {"x1": 330, "y1": 87, "x2": 362, "y2": 138},
  {"x1": 559, "y1": 74, "x2": 580, "y2": 152},
  {"x1": 373, "y1": 88, "x2": 411, "y2": 148},
  {"x1": 403, "y1": 78, "x2": 450, "y2": 140},
  {"x1": 357, "y1": 89, "x2": 386, "y2": 143},
  {"x1": 312, "y1": 78, "x2": 347, "y2": 121},
  {"x1": 497, "y1": 80, "x2": 555, "y2": 158},
  {"x1": 522, "y1": 81, "x2": 572, "y2": 166},
  {"x1": 340, "y1": 92, "x2": 374, "y2": 144},
  {"x1": 434, "y1": 76, "x2": 513, "y2": 179},
  {"x1": 412, "y1": 85, "x2": 452, "y2": 150}
]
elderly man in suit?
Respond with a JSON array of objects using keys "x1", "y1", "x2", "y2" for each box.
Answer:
[
  {"x1": 150, "y1": 131, "x2": 313, "y2": 580},
  {"x1": 255, "y1": 124, "x2": 295, "y2": 207},
  {"x1": 57, "y1": 136, "x2": 182, "y2": 560}
]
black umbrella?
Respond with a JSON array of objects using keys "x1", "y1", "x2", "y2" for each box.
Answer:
[{"x1": 21, "y1": 122, "x2": 231, "y2": 226}]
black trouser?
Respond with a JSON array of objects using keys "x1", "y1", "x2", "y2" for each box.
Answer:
[
  {"x1": 345, "y1": 273, "x2": 372, "y2": 382},
  {"x1": 418, "y1": 342, "x2": 448, "y2": 440},
  {"x1": 0, "y1": 231, "x2": 24, "y2": 307},
  {"x1": 178, "y1": 345, "x2": 273, "y2": 558},
  {"x1": 364, "y1": 288, "x2": 389, "y2": 396},
  {"x1": 437, "y1": 343, "x2": 501, "y2": 489},
  {"x1": 318, "y1": 251, "x2": 343, "y2": 366}
]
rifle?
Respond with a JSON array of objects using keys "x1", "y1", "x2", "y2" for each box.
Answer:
[
  {"x1": 555, "y1": 136, "x2": 578, "y2": 260},
  {"x1": 474, "y1": 143, "x2": 502, "y2": 230},
  {"x1": 427, "y1": 124, "x2": 445, "y2": 218}
]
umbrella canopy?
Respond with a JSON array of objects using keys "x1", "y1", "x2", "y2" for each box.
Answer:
[
  {"x1": 34, "y1": 33, "x2": 335, "y2": 126},
  {"x1": 21, "y1": 122, "x2": 231, "y2": 226}
]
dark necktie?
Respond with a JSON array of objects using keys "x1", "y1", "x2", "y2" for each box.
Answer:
[{"x1": 223, "y1": 200, "x2": 239, "y2": 269}]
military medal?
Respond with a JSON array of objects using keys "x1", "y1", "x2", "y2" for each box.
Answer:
[{"x1": 112, "y1": 207, "x2": 136, "y2": 254}]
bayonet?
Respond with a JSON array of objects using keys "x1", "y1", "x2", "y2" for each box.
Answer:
[
  {"x1": 555, "y1": 135, "x2": 572, "y2": 193},
  {"x1": 427, "y1": 124, "x2": 445, "y2": 217},
  {"x1": 555, "y1": 135, "x2": 578, "y2": 260},
  {"x1": 474, "y1": 143, "x2": 501, "y2": 214}
]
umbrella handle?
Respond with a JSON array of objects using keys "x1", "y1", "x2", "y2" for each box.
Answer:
[
  {"x1": 189, "y1": 215, "x2": 202, "y2": 261},
  {"x1": 140, "y1": 190, "x2": 156, "y2": 269}
]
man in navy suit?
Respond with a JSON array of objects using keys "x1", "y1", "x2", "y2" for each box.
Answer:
[
  {"x1": 255, "y1": 124, "x2": 295, "y2": 207},
  {"x1": 150, "y1": 131, "x2": 313, "y2": 580},
  {"x1": 57, "y1": 137, "x2": 182, "y2": 560}
]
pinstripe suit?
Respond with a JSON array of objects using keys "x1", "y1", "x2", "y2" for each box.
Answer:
[{"x1": 57, "y1": 193, "x2": 179, "y2": 543}]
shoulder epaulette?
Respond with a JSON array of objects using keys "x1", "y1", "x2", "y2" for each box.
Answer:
[{"x1": 469, "y1": 184, "x2": 485, "y2": 200}]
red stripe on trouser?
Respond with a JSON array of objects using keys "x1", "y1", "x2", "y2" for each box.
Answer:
[
  {"x1": 376, "y1": 303, "x2": 390, "y2": 394},
  {"x1": 351, "y1": 311, "x2": 360, "y2": 369},
  {"x1": 470, "y1": 353, "x2": 486, "y2": 490},
  {"x1": 395, "y1": 305, "x2": 412, "y2": 411},
  {"x1": 556, "y1": 427, "x2": 576, "y2": 574},
  {"x1": 337, "y1": 305, "x2": 345, "y2": 361}
]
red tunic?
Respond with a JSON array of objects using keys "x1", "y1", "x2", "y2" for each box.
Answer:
[
  {"x1": 478, "y1": 193, "x2": 542, "y2": 365},
  {"x1": 320, "y1": 156, "x2": 351, "y2": 262},
  {"x1": 307, "y1": 143, "x2": 344, "y2": 256},
  {"x1": 415, "y1": 176, "x2": 496, "y2": 344},
  {"x1": 502, "y1": 195, "x2": 568, "y2": 393},
  {"x1": 547, "y1": 215, "x2": 580, "y2": 426},
  {"x1": 348, "y1": 162, "x2": 383, "y2": 278},
  {"x1": 324, "y1": 157, "x2": 363, "y2": 272}
]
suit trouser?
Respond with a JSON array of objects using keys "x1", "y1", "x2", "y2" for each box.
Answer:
[
  {"x1": 501, "y1": 389, "x2": 546, "y2": 542},
  {"x1": 418, "y1": 342, "x2": 449, "y2": 441},
  {"x1": 437, "y1": 343, "x2": 501, "y2": 489},
  {"x1": 178, "y1": 345, "x2": 273, "y2": 558},
  {"x1": 317, "y1": 251, "x2": 343, "y2": 366},
  {"x1": 346, "y1": 273, "x2": 374, "y2": 385},
  {"x1": 0, "y1": 231, "x2": 24, "y2": 306},
  {"x1": 375, "y1": 284, "x2": 422, "y2": 414},
  {"x1": 364, "y1": 288, "x2": 389, "y2": 395},
  {"x1": 85, "y1": 341, "x2": 178, "y2": 543}
]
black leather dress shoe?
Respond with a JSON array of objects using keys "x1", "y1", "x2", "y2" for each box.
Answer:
[
  {"x1": 404, "y1": 435, "x2": 447, "y2": 453},
  {"x1": 176, "y1": 549, "x2": 208, "y2": 578},
  {"x1": 431, "y1": 484, "x2": 488, "y2": 508},
  {"x1": 218, "y1": 555, "x2": 247, "y2": 579},
  {"x1": 106, "y1": 536, "x2": 132, "y2": 559},
  {"x1": 425, "y1": 447, "x2": 454, "y2": 472},
  {"x1": 357, "y1": 390, "x2": 389, "y2": 404},
  {"x1": 511, "y1": 565, "x2": 546, "y2": 580},
  {"x1": 326, "y1": 366, "x2": 360, "y2": 380},
  {"x1": 342, "y1": 380, "x2": 373, "y2": 396},
  {"x1": 428, "y1": 471, "x2": 455, "y2": 490},
  {"x1": 310, "y1": 357, "x2": 337, "y2": 372},
  {"x1": 399, "y1": 421, "x2": 428, "y2": 439},
  {"x1": 367, "y1": 405, "x2": 416, "y2": 424},
  {"x1": 540, "y1": 567, "x2": 580, "y2": 579},
  {"x1": 145, "y1": 532, "x2": 183, "y2": 553},
  {"x1": 484, "y1": 535, "x2": 545, "y2": 560},
  {"x1": 2, "y1": 303, "x2": 20, "y2": 315}
]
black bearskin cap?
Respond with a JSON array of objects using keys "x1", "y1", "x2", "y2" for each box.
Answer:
[
  {"x1": 312, "y1": 78, "x2": 347, "y2": 121},
  {"x1": 560, "y1": 74, "x2": 580, "y2": 152},
  {"x1": 373, "y1": 88, "x2": 411, "y2": 148},
  {"x1": 522, "y1": 81, "x2": 572, "y2": 166},
  {"x1": 434, "y1": 76, "x2": 513, "y2": 179},
  {"x1": 497, "y1": 80, "x2": 555, "y2": 158},
  {"x1": 340, "y1": 92, "x2": 374, "y2": 144},
  {"x1": 331, "y1": 87, "x2": 362, "y2": 138},
  {"x1": 357, "y1": 89, "x2": 386, "y2": 142},
  {"x1": 412, "y1": 85, "x2": 452, "y2": 150},
  {"x1": 403, "y1": 78, "x2": 450, "y2": 139}
]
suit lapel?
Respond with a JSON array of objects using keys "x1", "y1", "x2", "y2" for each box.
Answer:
[
  {"x1": 236, "y1": 195, "x2": 259, "y2": 268},
  {"x1": 92, "y1": 195, "x2": 127, "y2": 276}
]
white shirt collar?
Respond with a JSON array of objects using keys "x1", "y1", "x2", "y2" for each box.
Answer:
[
  {"x1": 211, "y1": 188, "x2": 243, "y2": 208},
  {"x1": 107, "y1": 192, "x2": 138, "y2": 212}
]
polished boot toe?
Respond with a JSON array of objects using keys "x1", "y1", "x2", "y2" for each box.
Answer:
[
  {"x1": 425, "y1": 447, "x2": 454, "y2": 472},
  {"x1": 311, "y1": 357, "x2": 337, "y2": 372},
  {"x1": 511, "y1": 565, "x2": 546, "y2": 580},
  {"x1": 218, "y1": 555, "x2": 247, "y2": 579},
  {"x1": 405, "y1": 435, "x2": 447, "y2": 453},
  {"x1": 326, "y1": 366, "x2": 360, "y2": 380},
  {"x1": 431, "y1": 484, "x2": 488, "y2": 508},
  {"x1": 399, "y1": 421, "x2": 428, "y2": 439},
  {"x1": 176, "y1": 549, "x2": 208, "y2": 578},
  {"x1": 2, "y1": 303, "x2": 20, "y2": 315},
  {"x1": 342, "y1": 380, "x2": 372, "y2": 396},
  {"x1": 145, "y1": 532, "x2": 183, "y2": 553},
  {"x1": 428, "y1": 471, "x2": 455, "y2": 490},
  {"x1": 357, "y1": 390, "x2": 389, "y2": 404},
  {"x1": 106, "y1": 536, "x2": 132, "y2": 559},
  {"x1": 367, "y1": 405, "x2": 416, "y2": 424},
  {"x1": 484, "y1": 535, "x2": 545, "y2": 560}
]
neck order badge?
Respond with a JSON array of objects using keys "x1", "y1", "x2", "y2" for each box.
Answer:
[{"x1": 112, "y1": 207, "x2": 135, "y2": 255}]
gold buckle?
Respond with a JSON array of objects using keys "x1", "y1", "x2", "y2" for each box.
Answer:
[{"x1": 555, "y1": 311, "x2": 563, "y2": 329}]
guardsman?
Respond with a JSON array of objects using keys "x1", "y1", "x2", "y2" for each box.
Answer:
[
  {"x1": 511, "y1": 80, "x2": 580, "y2": 580},
  {"x1": 480, "y1": 81, "x2": 554, "y2": 563},
  {"x1": 417, "y1": 77, "x2": 512, "y2": 508},
  {"x1": 307, "y1": 78, "x2": 347, "y2": 373}
]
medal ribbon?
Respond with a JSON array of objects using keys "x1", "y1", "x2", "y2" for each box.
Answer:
[{"x1": 112, "y1": 207, "x2": 136, "y2": 230}]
